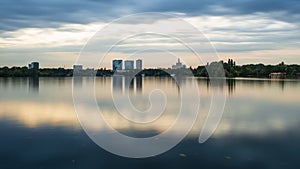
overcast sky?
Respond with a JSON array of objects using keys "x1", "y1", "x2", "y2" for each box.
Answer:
[{"x1": 0, "y1": 0, "x2": 300, "y2": 68}]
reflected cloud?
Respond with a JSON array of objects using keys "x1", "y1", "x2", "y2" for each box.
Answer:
[
  {"x1": 0, "y1": 77, "x2": 300, "y2": 140},
  {"x1": 0, "y1": 101, "x2": 79, "y2": 128}
]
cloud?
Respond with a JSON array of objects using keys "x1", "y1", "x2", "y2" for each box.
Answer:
[
  {"x1": 1, "y1": 0, "x2": 300, "y2": 67},
  {"x1": 0, "y1": 0, "x2": 300, "y2": 31},
  {"x1": 143, "y1": 0, "x2": 300, "y2": 16},
  {"x1": 0, "y1": 0, "x2": 131, "y2": 31},
  {"x1": 1, "y1": 13, "x2": 299, "y2": 61}
]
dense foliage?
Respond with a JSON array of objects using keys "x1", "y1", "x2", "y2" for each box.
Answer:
[
  {"x1": 0, "y1": 67, "x2": 73, "y2": 77},
  {"x1": 192, "y1": 59, "x2": 300, "y2": 78}
]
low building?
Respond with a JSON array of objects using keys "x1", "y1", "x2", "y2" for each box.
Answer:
[
  {"x1": 73, "y1": 65, "x2": 83, "y2": 70},
  {"x1": 269, "y1": 72, "x2": 286, "y2": 79},
  {"x1": 28, "y1": 62, "x2": 39, "y2": 69},
  {"x1": 296, "y1": 73, "x2": 300, "y2": 79}
]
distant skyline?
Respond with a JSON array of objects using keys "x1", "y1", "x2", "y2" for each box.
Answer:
[{"x1": 0, "y1": 0, "x2": 300, "y2": 68}]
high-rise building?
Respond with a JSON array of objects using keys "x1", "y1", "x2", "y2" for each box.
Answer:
[
  {"x1": 112, "y1": 60, "x2": 123, "y2": 71},
  {"x1": 136, "y1": 59, "x2": 142, "y2": 70},
  {"x1": 124, "y1": 60, "x2": 134, "y2": 70},
  {"x1": 28, "y1": 62, "x2": 39, "y2": 69}
]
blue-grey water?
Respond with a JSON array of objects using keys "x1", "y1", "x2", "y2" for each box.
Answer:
[{"x1": 0, "y1": 77, "x2": 300, "y2": 169}]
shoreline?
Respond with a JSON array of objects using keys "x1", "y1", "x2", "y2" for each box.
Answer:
[{"x1": 1, "y1": 60, "x2": 300, "y2": 79}]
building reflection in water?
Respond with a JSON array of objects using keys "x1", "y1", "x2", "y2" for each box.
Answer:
[
  {"x1": 28, "y1": 77, "x2": 39, "y2": 93},
  {"x1": 112, "y1": 76, "x2": 143, "y2": 95},
  {"x1": 73, "y1": 76, "x2": 83, "y2": 88},
  {"x1": 269, "y1": 79, "x2": 285, "y2": 91},
  {"x1": 135, "y1": 76, "x2": 142, "y2": 94},
  {"x1": 124, "y1": 76, "x2": 134, "y2": 92},
  {"x1": 112, "y1": 75, "x2": 123, "y2": 93},
  {"x1": 279, "y1": 80, "x2": 285, "y2": 91},
  {"x1": 173, "y1": 75, "x2": 183, "y2": 95}
]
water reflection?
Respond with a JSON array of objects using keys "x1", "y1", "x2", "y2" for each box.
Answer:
[
  {"x1": 1, "y1": 77, "x2": 300, "y2": 130},
  {"x1": 135, "y1": 76, "x2": 142, "y2": 93},
  {"x1": 28, "y1": 77, "x2": 39, "y2": 93},
  {"x1": 124, "y1": 76, "x2": 134, "y2": 92},
  {"x1": 0, "y1": 77, "x2": 9, "y2": 88},
  {"x1": 73, "y1": 76, "x2": 83, "y2": 88},
  {"x1": 197, "y1": 78, "x2": 296, "y2": 96},
  {"x1": 199, "y1": 78, "x2": 228, "y2": 94},
  {"x1": 269, "y1": 79, "x2": 286, "y2": 91},
  {"x1": 112, "y1": 75, "x2": 123, "y2": 92},
  {"x1": 173, "y1": 76, "x2": 183, "y2": 95},
  {"x1": 279, "y1": 80, "x2": 285, "y2": 91},
  {"x1": 112, "y1": 76, "x2": 144, "y2": 95},
  {"x1": 1, "y1": 77, "x2": 300, "y2": 168},
  {"x1": 227, "y1": 79, "x2": 236, "y2": 95}
]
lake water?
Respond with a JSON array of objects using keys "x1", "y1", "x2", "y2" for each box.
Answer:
[{"x1": 0, "y1": 77, "x2": 300, "y2": 169}]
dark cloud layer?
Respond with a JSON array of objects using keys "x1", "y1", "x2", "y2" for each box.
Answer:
[{"x1": 0, "y1": 0, "x2": 300, "y2": 31}]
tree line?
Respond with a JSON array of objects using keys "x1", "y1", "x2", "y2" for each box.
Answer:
[
  {"x1": 1, "y1": 59, "x2": 300, "y2": 78},
  {"x1": 191, "y1": 59, "x2": 300, "y2": 78}
]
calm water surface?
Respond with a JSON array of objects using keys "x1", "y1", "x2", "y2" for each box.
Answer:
[{"x1": 0, "y1": 77, "x2": 300, "y2": 169}]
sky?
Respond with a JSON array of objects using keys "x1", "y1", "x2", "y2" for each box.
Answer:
[{"x1": 0, "y1": 0, "x2": 300, "y2": 68}]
